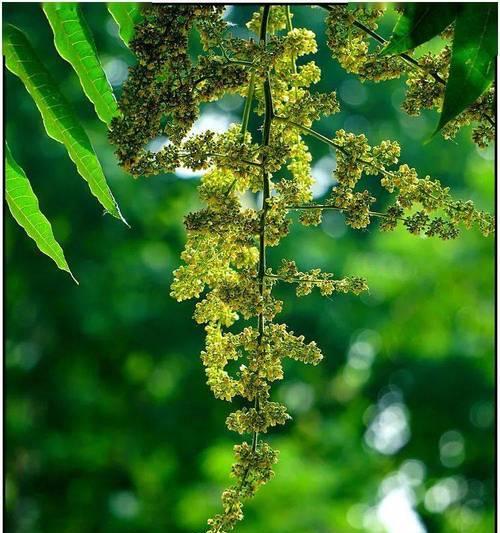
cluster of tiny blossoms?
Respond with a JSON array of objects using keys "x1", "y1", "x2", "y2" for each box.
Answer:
[
  {"x1": 110, "y1": 5, "x2": 494, "y2": 532},
  {"x1": 324, "y1": 4, "x2": 495, "y2": 147}
]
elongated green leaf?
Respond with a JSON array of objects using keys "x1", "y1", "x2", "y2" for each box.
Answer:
[
  {"x1": 381, "y1": 4, "x2": 458, "y2": 56},
  {"x1": 3, "y1": 24, "x2": 127, "y2": 224},
  {"x1": 5, "y1": 143, "x2": 77, "y2": 282},
  {"x1": 43, "y1": 2, "x2": 119, "y2": 125},
  {"x1": 436, "y1": 3, "x2": 497, "y2": 133},
  {"x1": 107, "y1": 3, "x2": 142, "y2": 46}
]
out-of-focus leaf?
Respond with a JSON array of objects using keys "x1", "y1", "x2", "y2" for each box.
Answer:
[
  {"x1": 107, "y1": 3, "x2": 142, "y2": 46},
  {"x1": 436, "y1": 3, "x2": 497, "y2": 133},
  {"x1": 43, "y1": 2, "x2": 119, "y2": 125},
  {"x1": 381, "y1": 3, "x2": 458, "y2": 56},
  {"x1": 5, "y1": 143, "x2": 77, "y2": 282},
  {"x1": 3, "y1": 24, "x2": 127, "y2": 224}
]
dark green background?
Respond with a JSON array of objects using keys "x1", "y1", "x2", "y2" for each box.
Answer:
[{"x1": 4, "y1": 4, "x2": 494, "y2": 532}]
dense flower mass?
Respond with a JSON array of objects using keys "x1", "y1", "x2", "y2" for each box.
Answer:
[
  {"x1": 324, "y1": 4, "x2": 495, "y2": 148},
  {"x1": 110, "y1": 5, "x2": 494, "y2": 532}
]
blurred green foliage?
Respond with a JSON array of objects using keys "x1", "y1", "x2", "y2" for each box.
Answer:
[{"x1": 5, "y1": 4, "x2": 494, "y2": 533}]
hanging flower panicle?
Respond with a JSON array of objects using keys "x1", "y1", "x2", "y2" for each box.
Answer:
[{"x1": 110, "y1": 5, "x2": 494, "y2": 532}]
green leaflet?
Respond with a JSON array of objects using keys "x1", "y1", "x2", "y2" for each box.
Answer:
[
  {"x1": 5, "y1": 143, "x2": 77, "y2": 283},
  {"x1": 381, "y1": 3, "x2": 458, "y2": 56},
  {"x1": 3, "y1": 24, "x2": 127, "y2": 224},
  {"x1": 43, "y1": 2, "x2": 119, "y2": 125},
  {"x1": 107, "y1": 3, "x2": 142, "y2": 46},
  {"x1": 436, "y1": 3, "x2": 497, "y2": 133}
]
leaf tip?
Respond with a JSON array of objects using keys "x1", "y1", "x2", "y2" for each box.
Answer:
[
  {"x1": 117, "y1": 209, "x2": 131, "y2": 228},
  {"x1": 68, "y1": 270, "x2": 79, "y2": 285},
  {"x1": 106, "y1": 205, "x2": 130, "y2": 228}
]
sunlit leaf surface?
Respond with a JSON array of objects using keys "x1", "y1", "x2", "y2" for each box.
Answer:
[
  {"x1": 44, "y1": 2, "x2": 119, "y2": 125},
  {"x1": 107, "y1": 2, "x2": 142, "y2": 46},
  {"x1": 5, "y1": 142, "x2": 76, "y2": 282},
  {"x1": 3, "y1": 24, "x2": 126, "y2": 223}
]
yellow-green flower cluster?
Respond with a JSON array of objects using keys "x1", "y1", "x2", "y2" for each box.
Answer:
[
  {"x1": 325, "y1": 5, "x2": 405, "y2": 81},
  {"x1": 109, "y1": 4, "x2": 249, "y2": 175},
  {"x1": 275, "y1": 260, "x2": 368, "y2": 297},
  {"x1": 325, "y1": 5, "x2": 495, "y2": 147},
  {"x1": 207, "y1": 441, "x2": 279, "y2": 533},
  {"x1": 379, "y1": 164, "x2": 495, "y2": 237},
  {"x1": 111, "y1": 6, "x2": 494, "y2": 533},
  {"x1": 314, "y1": 133, "x2": 494, "y2": 238},
  {"x1": 247, "y1": 5, "x2": 289, "y2": 34}
]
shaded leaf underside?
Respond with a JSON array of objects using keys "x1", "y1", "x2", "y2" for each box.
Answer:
[
  {"x1": 437, "y1": 3, "x2": 497, "y2": 132},
  {"x1": 382, "y1": 3, "x2": 458, "y2": 56}
]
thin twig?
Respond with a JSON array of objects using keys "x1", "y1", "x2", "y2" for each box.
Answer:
[
  {"x1": 276, "y1": 115, "x2": 403, "y2": 179},
  {"x1": 320, "y1": 4, "x2": 445, "y2": 84},
  {"x1": 285, "y1": 204, "x2": 404, "y2": 221},
  {"x1": 277, "y1": 117, "x2": 465, "y2": 214},
  {"x1": 178, "y1": 152, "x2": 261, "y2": 168},
  {"x1": 266, "y1": 273, "x2": 337, "y2": 284},
  {"x1": 209, "y1": 153, "x2": 261, "y2": 168},
  {"x1": 319, "y1": 4, "x2": 495, "y2": 127},
  {"x1": 274, "y1": 115, "x2": 347, "y2": 154},
  {"x1": 219, "y1": 42, "x2": 255, "y2": 66}
]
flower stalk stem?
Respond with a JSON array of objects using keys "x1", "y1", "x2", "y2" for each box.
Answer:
[
  {"x1": 241, "y1": 72, "x2": 256, "y2": 136},
  {"x1": 255, "y1": 4, "x2": 274, "y2": 454}
]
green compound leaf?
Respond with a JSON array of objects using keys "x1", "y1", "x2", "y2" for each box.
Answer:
[
  {"x1": 3, "y1": 24, "x2": 127, "y2": 224},
  {"x1": 381, "y1": 3, "x2": 458, "y2": 56},
  {"x1": 5, "y1": 143, "x2": 77, "y2": 283},
  {"x1": 43, "y1": 2, "x2": 119, "y2": 125},
  {"x1": 436, "y1": 3, "x2": 497, "y2": 133},
  {"x1": 107, "y1": 3, "x2": 142, "y2": 46}
]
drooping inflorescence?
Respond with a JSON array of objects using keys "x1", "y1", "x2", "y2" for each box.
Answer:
[{"x1": 110, "y1": 5, "x2": 494, "y2": 532}]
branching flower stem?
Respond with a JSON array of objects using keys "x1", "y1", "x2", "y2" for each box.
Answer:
[
  {"x1": 233, "y1": 6, "x2": 274, "y2": 501},
  {"x1": 318, "y1": 4, "x2": 445, "y2": 83},
  {"x1": 276, "y1": 115, "x2": 387, "y2": 176},
  {"x1": 241, "y1": 72, "x2": 256, "y2": 136},
  {"x1": 179, "y1": 152, "x2": 261, "y2": 168},
  {"x1": 265, "y1": 274, "x2": 337, "y2": 284},
  {"x1": 138, "y1": 7, "x2": 493, "y2": 530},
  {"x1": 318, "y1": 4, "x2": 495, "y2": 128},
  {"x1": 255, "y1": 4, "x2": 274, "y2": 450},
  {"x1": 210, "y1": 154, "x2": 261, "y2": 168},
  {"x1": 285, "y1": 204, "x2": 405, "y2": 221},
  {"x1": 277, "y1": 116, "x2": 463, "y2": 213},
  {"x1": 275, "y1": 115, "x2": 345, "y2": 152}
]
